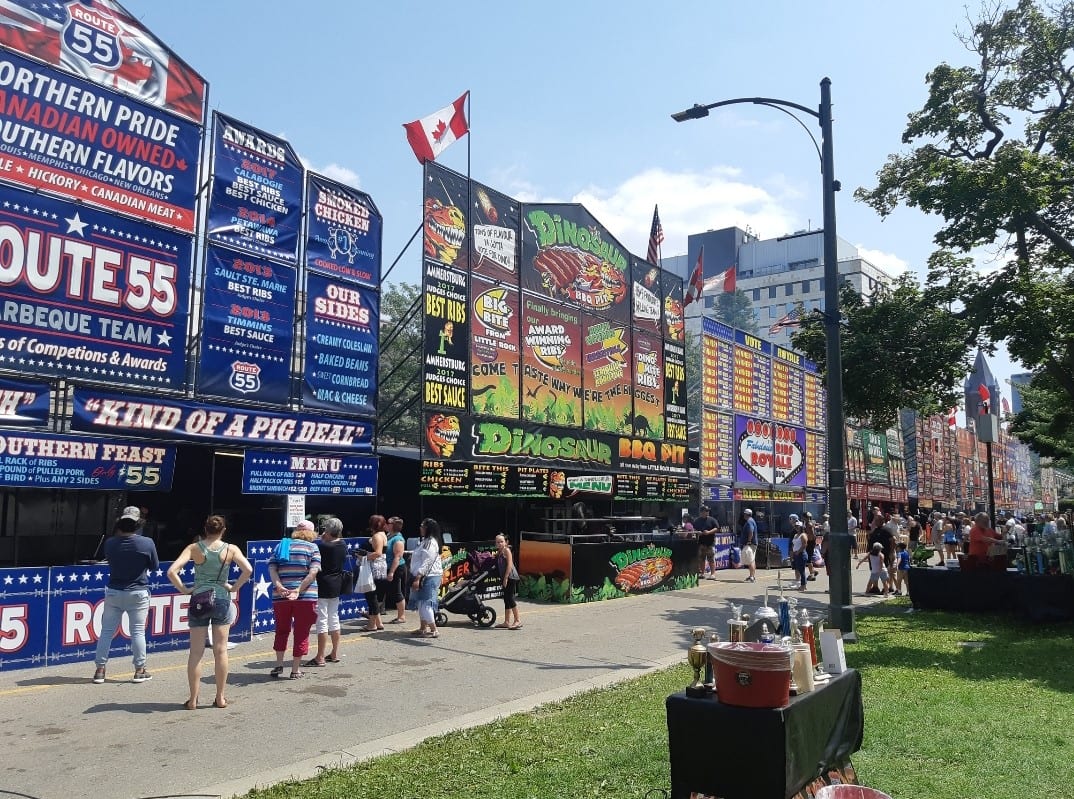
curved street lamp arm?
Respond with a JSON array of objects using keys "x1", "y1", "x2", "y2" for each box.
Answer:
[{"x1": 754, "y1": 101, "x2": 823, "y2": 168}]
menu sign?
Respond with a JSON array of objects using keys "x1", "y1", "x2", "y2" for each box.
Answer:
[{"x1": 420, "y1": 459, "x2": 471, "y2": 494}]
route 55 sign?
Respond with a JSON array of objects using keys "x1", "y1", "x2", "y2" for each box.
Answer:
[
  {"x1": 63, "y1": 3, "x2": 124, "y2": 70},
  {"x1": 229, "y1": 361, "x2": 262, "y2": 395}
]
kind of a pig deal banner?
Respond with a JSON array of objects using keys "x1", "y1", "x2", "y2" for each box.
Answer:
[{"x1": 735, "y1": 416, "x2": 806, "y2": 486}]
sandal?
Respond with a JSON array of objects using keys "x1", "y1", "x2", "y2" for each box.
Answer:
[
  {"x1": 388, "y1": 618, "x2": 406, "y2": 624},
  {"x1": 421, "y1": 631, "x2": 439, "y2": 638},
  {"x1": 303, "y1": 659, "x2": 327, "y2": 667},
  {"x1": 495, "y1": 623, "x2": 511, "y2": 629},
  {"x1": 270, "y1": 666, "x2": 283, "y2": 679},
  {"x1": 212, "y1": 698, "x2": 228, "y2": 709},
  {"x1": 182, "y1": 698, "x2": 198, "y2": 710},
  {"x1": 325, "y1": 655, "x2": 341, "y2": 663},
  {"x1": 509, "y1": 624, "x2": 523, "y2": 630},
  {"x1": 360, "y1": 626, "x2": 383, "y2": 633},
  {"x1": 289, "y1": 670, "x2": 304, "y2": 679}
]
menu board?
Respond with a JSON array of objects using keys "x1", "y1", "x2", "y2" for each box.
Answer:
[
  {"x1": 517, "y1": 466, "x2": 552, "y2": 495},
  {"x1": 772, "y1": 346, "x2": 805, "y2": 426},
  {"x1": 806, "y1": 431, "x2": 827, "y2": 487},
  {"x1": 615, "y1": 473, "x2": 641, "y2": 499},
  {"x1": 472, "y1": 463, "x2": 510, "y2": 494},
  {"x1": 419, "y1": 460, "x2": 471, "y2": 494}
]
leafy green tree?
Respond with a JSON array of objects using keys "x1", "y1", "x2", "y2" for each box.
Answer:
[
  {"x1": 1009, "y1": 371, "x2": 1074, "y2": 470},
  {"x1": 377, "y1": 281, "x2": 422, "y2": 447},
  {"x1": 790, "y1": 273, "x2": 972, "y2": 428},
  {"x1": 711, "y1": 290, "x2": 759, "y2": 336},
  {"x1": 857, "y1": 0, "x2": 1074, "y2": 409}
]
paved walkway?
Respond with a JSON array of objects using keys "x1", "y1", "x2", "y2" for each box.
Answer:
[{"x1": 0, "y1": 565, "x2": 886, "y2": 799}]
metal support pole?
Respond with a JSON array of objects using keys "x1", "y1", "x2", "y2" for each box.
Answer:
[
  {"x1": 819, "y1": 77, "x2": 855, "y2": 640},
  {"x1": 986, "y1": 441, "x2": 996, "y2": 526}
]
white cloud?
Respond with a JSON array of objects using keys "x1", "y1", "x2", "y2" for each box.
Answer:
[
  {"x1": 554, "y1": 168, "x2": 799, "y2": 258},
  {"x1": 318, "y1": 163, "x2": 361, "y2": 187},
  {"x1": 856, "y1": 246, "x2": 908, "y2": 277}
]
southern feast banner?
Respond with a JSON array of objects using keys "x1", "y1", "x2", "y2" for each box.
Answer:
[
  {"x1": 305, "y1": 173, "x2": 381, "y2": 288},
  {"x1": 0, "y1": 48, "x2": 201, "y2": 231},
  {"x1": 302, "y1": 271, "x2": 378, "y2": 417},
  {"x1": 242, "y1": 452, "x2": 378, "y2": 495},
  {"x1": 468, "y1": 181, "x2": 519, "y2": 282},
  {"x1": 71, "y1": 387, "x2": 374, "y2": 451},
  {"x1": 0, "y1": 375, "x2": 49, "y2": 427},
  {"x1": 41, "y1": 561, "x2": 252, "y2": 670},
  {"x1": 207, "y1": 112, "x2": 303, "y2": 264},
  {"x1": 521, "y1": 293, "x2": 582, "y2": 427},
  {"x1": 197, "y1": 244, "x2": 295, "y2": 404},
  {"x1": 0, "y1": 183, "x2": 191, "y2": 388},
  {"x1": 422, "y1": 262, "x2": 468, "y2": 412},
  {"x1": 0, "y1": 431, "x2": 174, "y2": 489},
  {"x1": 522, "y1": 204, "x2": 631, "y2": 324},
  {"x1": 469, "y1": 275, "x2": 520, "y2": 420},
  {"x1": 423, "y1": 161, "x2": 469, "y2": 269},
  {"x1": 423, "y1": 410, "x2": 687, "y2": 477},
  {"x1": 735, "y1": 415, "x2": 806, "y2": 487},
  {"x1": 630, "y1": 257, "x2": 662, "y2": 335},
  {"x1": 0, "y1": 0, "x2": 207, "y2": 124},
  {"x1": 582, "y1": 313, "x2": 632, "y2": 434}
]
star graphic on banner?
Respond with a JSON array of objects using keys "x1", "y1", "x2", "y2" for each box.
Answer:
[
  {"x1": 2, "y1": 575, "x2": 11, "y2": 585},
  {"x1": 156, "y1": 330, "x2": 173, "y2": 347},
  {"x1": 64, "y1": 212, "x2": 88, "y2": 237},
  {"x1": 253, "y1": 574, "x2": 272, "y2": 601},
  {"x1": 18, "y1": 575, "x2": 28, "y2": 585},
  {"x1": 32, "y1": 574, "x2": 42, "y2": 584},
  {"x1": 56, "y1": 574, "x2": 65, "y2": 583},
  {"x1": 94, "y1": 572, "x2": 104, "y2": 581}
]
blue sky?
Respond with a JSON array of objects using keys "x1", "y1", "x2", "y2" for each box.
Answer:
[{"x1": 124, "y1": 0, "x2": 1023, "y2": 403}]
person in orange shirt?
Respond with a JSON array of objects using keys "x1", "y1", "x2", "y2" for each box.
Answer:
[{"x1": 968, "y1": 512, "x2": 1006, "y2": 560}]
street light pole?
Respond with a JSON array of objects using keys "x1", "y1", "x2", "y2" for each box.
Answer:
[{"x1": 672, "y1": 77, "x2": 855, "y2": 639}]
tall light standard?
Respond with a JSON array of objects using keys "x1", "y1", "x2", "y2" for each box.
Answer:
[{"x1": 672, "y1": 78, "x2": 855, "y2": 638}]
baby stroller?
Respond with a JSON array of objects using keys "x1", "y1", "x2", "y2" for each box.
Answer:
[{"x1": 435, "y1": 550, "x2": 498, "y2": 628}]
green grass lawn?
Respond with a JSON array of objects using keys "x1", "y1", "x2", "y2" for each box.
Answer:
[{"x1": 242, "y1": 601, "x2": 1074, "y2": 799}]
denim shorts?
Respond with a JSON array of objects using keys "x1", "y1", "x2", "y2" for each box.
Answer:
[{"x1": 188, "y1": 595, "x2": 234, "y2": 628}]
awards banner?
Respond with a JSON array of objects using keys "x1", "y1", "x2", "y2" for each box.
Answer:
[
  {"x1": 521, "y1": 294, "x2": 582, "y2": 427},
  {"x1": 423, "y1": 161, "x2": 469, "y2": 269},
  {"x1": 305, "y1": 173, "x2": 381, "y2": 287},
  {"x1": 468, "y1": 181, "x2": 519, "y2": 282},
  {"x1": 0, "y1": 431, "x2": 174, "y2": 489},
  {"x1": 0, "y1": 0, "x2": 207, "y2": 124},
  {"x1": 198, "y1": 245, "x2": 295, "y2": 404},
  {"x1": 42, "y1": 561, "x2": 252, "y2": 668},
  {"x1": 632, "y1": 331, "x2": 664, "y2": 440},
  {"x1": 0, "y1": 49, "x2": 201, "y2": 231},
  {"x1": 772, "y1": 345, "x2": 805, "y2": 426},
  {"x1": 663, "y1": 341, "x2": 687, "y2": 443},
  {"x1": 582, "y1": 313, "x2": 632, "y2": 434},
  {"x1": 302, "y1": 272, "x2": 378, "y2": 417},
  {"x1": 0, "y1": 566, "x2": 49, "y2": 669},
  {"x1": 71, "y1": 387, "x2": 373, "y2": 451},
  {"x1": 700, "y1": 408, "x2": 734, "y2": 483},
  {"x1": 0, "y1": 376, "x2": 50, "y2": 427},
  {"x1": 0, "y1": 184, "x2": 191, "y2": 388},
  {"x1": 702, "y1": 318, "x2": 735, "y2": 410},
  {"x1": 469, "y1": 275, "x2": 520, "y2": 420},
  {"x1": 732, "y1": 329, "x2": 772, "y2": 418},
  {"x1": 207, "y1": 113, "x2": 303, "y2": 263},
  {"x1": 631, "y1": 257, "x2": 662, "y2": 335},
  {"x1": 423, "y1": 411, "x2": 687, "y2": 477},
  {"x1": 422, "y1": 262, "x2": 468, "y2": 412},
  {"x1": 521, "y1": 204, "x2": 631, "y2": 324},
  {"x1": 661, "y1": 269, "x2": 685, "y2": 343},
  {"x1": 242, "y1": 452, "x2": 378, "y2": 495}
]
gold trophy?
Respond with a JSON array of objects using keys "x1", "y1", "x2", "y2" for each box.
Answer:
[{"x1": 686, "y1": 628, "x2": 711, "y2": 697}]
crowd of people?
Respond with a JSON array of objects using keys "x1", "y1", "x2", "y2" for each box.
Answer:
[{"x1": 91, "y1": 510, "x2": 522, "y2": 706}]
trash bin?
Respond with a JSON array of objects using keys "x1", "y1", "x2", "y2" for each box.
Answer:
[{"x1": 814, "y1": 786, "x2": 893, "y2": 799}]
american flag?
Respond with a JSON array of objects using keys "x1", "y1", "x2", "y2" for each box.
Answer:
[
  {"x1": 646, "y1": 205, "x2": 664, "y2": 264},
  {"x1": 768, "y1": 305, "x2": 803, "y2": 334}
]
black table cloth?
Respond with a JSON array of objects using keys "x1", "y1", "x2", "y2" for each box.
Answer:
[
  {"x1": 908, "y1": 567, "x2": 1074, "y2": 621},
  {"x1": 666, "y1": 668, "x2": 863, "y2": 799}
]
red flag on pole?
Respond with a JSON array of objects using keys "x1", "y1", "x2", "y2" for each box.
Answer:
[
  {"x1": 403, "y1": 91, "x2": 469, "y2": 164},
  {"x1": 1001, "y1": 396, "x2": 1011, "y2": 415},
  {"x1": 684, "y1": 246, "x2": 704, "y2": 306},
  {"x1": 647, "y1": 205, "x2": 664, "y2": 264},
  {"x1": 977, "y1": 383, "x2": 991, "y2": 412},
  {"x1": 947, "y1": 407, "x2": 957, "y2": 429}
]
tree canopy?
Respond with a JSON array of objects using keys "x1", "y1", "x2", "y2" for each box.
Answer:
[
  {"x1": 790, "y1": 273, "x2": 972, "y2": 429},
  {"x1": 856, "y1": 0, "x2": 1074, "y2": 444},
  {"x1": 712, "y1": 289, "x2": 759, "y2": 336},
  {"x1": 376, "y1": 281, "x2": 422, "y2": 447}
]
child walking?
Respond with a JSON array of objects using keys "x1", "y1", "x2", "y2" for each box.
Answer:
[
  {"x1": 893, "y1": 541, "x2": 910, "y2": 595},
  {"x1": 856, "y1": 542, "x2": 890, "y2": 597}
]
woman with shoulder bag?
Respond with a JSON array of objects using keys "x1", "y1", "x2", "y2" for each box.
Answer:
[
  {"x1": 409, "y1": 518, "x2": 445, "y2": 639},
  {"x1": 362, "y1": 514, "x2": 388, "y2": 632},
  {"x1": 307, "y1": 517, "x2": 348, "y2": 666},
  {"x1": 168, "y1": 515, "x2": 253, "y2": 709}
]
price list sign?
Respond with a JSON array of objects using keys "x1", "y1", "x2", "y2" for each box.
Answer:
[
  {"x1": 615, "y1": 473, "x2": 641, "y2": 499},
  {"x1": 419, "y1": 460, "x2": 471, "y2": 494},
  {"x1": 803, "y1": 371, "x2": 824, "y2": 430},
  {"x1": 702, "y1": 318, "x2": 734, "y2": 409},
  {"x1": 516, "y1": 466, "x2": 550, "y2": 495},
  {"x1": 472, "y1": 463, "x2": 509, "y2": 494},
  {"x1": 806, "y1": 431, "x2": 827, "y2": 487}
]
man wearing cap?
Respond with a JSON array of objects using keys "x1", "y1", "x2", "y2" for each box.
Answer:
[
  {"x1": 693, "y1": 506, "x2": 718, "y2": 579},
  {"x1": 739, "y1": 508, "x2": 758, "y2": 583},
  {"x1": 92, "y1": 507, "x2": 158, "y2": 684}
]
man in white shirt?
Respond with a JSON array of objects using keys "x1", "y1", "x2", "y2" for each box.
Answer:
[{"x1": 847, "y1": 512, "x2": 858, "y2": 553}]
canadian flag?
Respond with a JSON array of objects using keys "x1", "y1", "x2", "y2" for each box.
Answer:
[
  {"x1": 684, "y1": 246, "x2": 704, "y2": 306},
  {"x1": 403, "y1": 92, "x2": 470, "y2": 164},
  {"x1": 703, "y1": 264, "x2": 736, "y2": 294},
  {"x1": 947, "y1": 407, "x2": 957, "y2": 429},
  {"x1": 977, "y1": 383, "x2": 991, "y2": 412}
]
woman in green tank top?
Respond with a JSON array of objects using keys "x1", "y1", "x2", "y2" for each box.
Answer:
[{"x1": 167, "y1": 515, "x2": 253, "y2": 709}]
